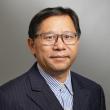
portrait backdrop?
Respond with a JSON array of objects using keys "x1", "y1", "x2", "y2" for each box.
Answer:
[{"x1": 0, "y1": 0, "x2": 110, "y2": 109}]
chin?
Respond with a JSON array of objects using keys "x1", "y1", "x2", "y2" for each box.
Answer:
[{"x1": 49, "y1": 63, "x2": 71, "y2": 73}]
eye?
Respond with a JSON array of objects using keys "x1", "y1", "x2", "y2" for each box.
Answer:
[
  {"x1": 43, "y1": 34, "x2": 55, "y2": 41},
  {"x1": 63, "y1": 35, "x2": 73, "y2": 40}
]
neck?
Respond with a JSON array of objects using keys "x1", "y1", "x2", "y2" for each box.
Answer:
[
  {"x1": 38, "y1": 63, "x2": 70, "y2": 83},
  {"x1": 49, "y1": 71, "x2": 69, "y2": 83}
]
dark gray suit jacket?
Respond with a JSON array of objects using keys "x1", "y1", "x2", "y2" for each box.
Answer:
[{"x1": 0, "y1": 63, "x2": 106, "y2": 110}]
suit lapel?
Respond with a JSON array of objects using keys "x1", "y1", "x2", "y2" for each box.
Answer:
[
  {"x1": 26, "y1": 63, "x2": 91, "y2": 110},
  {"x1": 71, "y1": 72, "x2": 91, "y2": 110},
  {"x1": 26, "y1": 63, "x2": 63, "y2": 110}
]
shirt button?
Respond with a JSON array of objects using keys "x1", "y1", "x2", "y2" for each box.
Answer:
[{"x1": 60, "y1": 88, "x2": 65, "y2": 93}]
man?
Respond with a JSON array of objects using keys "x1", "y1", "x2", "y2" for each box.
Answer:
[{"x1": 0, "y1": 7, "x2": 106, "y2": 110}]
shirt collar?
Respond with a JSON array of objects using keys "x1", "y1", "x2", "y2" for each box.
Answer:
[{"x1": 37, "y1": 63, "x2": 73, "y2": 96}]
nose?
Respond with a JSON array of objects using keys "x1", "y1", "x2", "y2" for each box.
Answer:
[{"x1": 53, "y1": 37, "x2": 66, "y2": 50}]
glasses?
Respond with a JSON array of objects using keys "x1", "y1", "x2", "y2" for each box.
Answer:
[{"x1": 35, "y1": 31, "x2": 79, "y2": 45}]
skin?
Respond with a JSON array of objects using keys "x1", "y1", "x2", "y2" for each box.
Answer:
[{"x1": 28, "y1": 15, "x2": 80, "y2": 83}]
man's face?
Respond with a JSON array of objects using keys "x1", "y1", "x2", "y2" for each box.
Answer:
[{"x1": 28, "y1": 15, "x2": 80, "y2": 74}]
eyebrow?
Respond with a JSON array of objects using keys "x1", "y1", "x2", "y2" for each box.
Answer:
[{"x1": 37, "y1": 31, "x2": 76, "y2": 35}]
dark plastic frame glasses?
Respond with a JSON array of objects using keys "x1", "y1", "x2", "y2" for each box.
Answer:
[{"x1": 35, "y1": 31, "x2": 80, "y2": 45}]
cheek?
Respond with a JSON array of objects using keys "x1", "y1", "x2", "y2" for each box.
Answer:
[
  {"x1": 35, "y1": 45, "x2": 51, "y2": 59},
  {"x1": 69, "y1": 46, "x2": 78, "y2": 59}
]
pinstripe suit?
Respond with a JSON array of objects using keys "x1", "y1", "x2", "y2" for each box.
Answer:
[{"x1": 0, "y1": 63, "x2": 106, "y2": 110}]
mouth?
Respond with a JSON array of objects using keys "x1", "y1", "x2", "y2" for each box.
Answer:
[
  {"x1": 49, "y1": 55, "x2": 70, "y2": 62},
  {"x1": 50, "y1": 55, "x2": 69, "y2": 58}
]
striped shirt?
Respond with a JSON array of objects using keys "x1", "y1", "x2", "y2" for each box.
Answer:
[{"x1": 37, "y1": 64, "x2": 73, "y2": 110}]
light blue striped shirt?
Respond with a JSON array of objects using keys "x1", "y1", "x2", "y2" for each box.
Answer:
[{"x1": 37, "y1": 64, "x2": 73, "y2": 110}]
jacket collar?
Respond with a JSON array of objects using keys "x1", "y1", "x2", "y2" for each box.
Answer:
[
  {"x1": 26, "y1": 62, "x2": 90, "y2": 110},
  {"x1": 26, "y1": 62, "x2": 63, "y2": 110},
  {"x1": 71, "y1": 72, "x2": 91, "y2": 110}
]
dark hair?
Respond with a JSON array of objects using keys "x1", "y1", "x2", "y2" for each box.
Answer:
[{"x1": 28, "y1": 7, "x2": 81, "y2": 39}]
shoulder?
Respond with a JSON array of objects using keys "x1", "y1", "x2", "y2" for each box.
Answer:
[
  {"x1": 0, "y1": 71, "x2": 31, "y2": 109},
  {"x1": 71, "y1": 71, "x2": 105, "y2": 102},
  {"x1": 0, "y1": 72, "x2": 28, "y2": 95},
  {"x1": 71, "y1": 71, "x2": 103, "y2": 90},
  {"x1": 71, "y1": 72, "x2": 106, "y2": 109},
  {"x1": 0, "y1": 63, "x2": 37, "y2": 93}
]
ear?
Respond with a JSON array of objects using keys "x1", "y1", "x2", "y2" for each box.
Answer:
[
  {"x1": 77, "y1": 39, "x2": 80, "y2": 45},
  {"x1": 75, "y1": 38, "x2": 80, "y2": 49},
  {"x1": 27, "y1": 38, "x2": 36, "y2": 56}
]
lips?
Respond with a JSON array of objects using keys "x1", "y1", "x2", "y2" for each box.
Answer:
[
  {"x1": 49, "y1": 52, "x2": 70, "y2": 60},
  {"x1": 49, "y1": 55, "x2": 70, "y2": 58}
]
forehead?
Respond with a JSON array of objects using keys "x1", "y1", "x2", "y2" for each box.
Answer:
[{"x1": 38, "y1": 15, "x2": 76, "y2": 33}]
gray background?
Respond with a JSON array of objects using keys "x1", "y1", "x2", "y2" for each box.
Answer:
[{"x1": 0, "y1": 0, "x2": 110, "y2": 109}]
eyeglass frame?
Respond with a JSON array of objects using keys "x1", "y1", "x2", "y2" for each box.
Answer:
[{"x1": 34, "y1": 31, "x2": 80, "y2": 45}]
